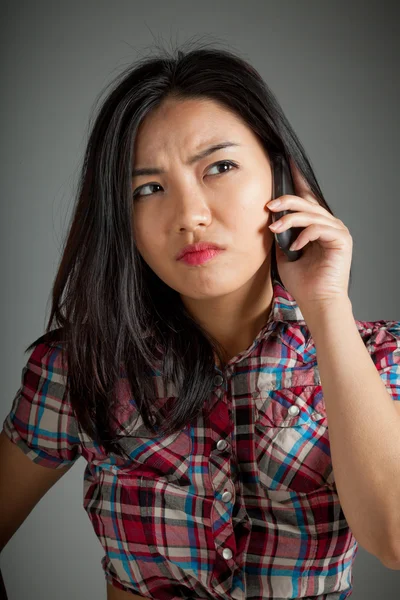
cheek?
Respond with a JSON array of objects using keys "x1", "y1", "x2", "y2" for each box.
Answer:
[
  {"x1": 133, "y1": 211, "x2": 157, "y2": 256},
  {"x1": 228, "y1": 198, "x2": 270, "y2": 240},
  {"x1": 133, "y1": 220, "x2": 170, "y2": 278},
  {"x1": 228, "y1": 176, "x2": 270, "y2": 226}
]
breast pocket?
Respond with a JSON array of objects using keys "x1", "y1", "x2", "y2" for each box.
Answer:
[
  {"x1": 96, "y1": 397, "x2": 192, "y2": 485},
  {"x1": 254, "y1": 385, "x2": 334, "y2": 499}
]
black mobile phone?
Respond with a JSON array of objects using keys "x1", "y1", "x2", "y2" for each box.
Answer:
[{"x1": 271, "y1": 155, "x2": 304, "y2": 262}]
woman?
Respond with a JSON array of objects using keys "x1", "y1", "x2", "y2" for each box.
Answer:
[{"x1": 1, "y1": 42, "x2": 400, "y2": 600}]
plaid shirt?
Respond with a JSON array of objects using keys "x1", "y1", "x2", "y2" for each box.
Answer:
[{"x1": 3, "y1": 279, "x2": 400, "y2": 600}]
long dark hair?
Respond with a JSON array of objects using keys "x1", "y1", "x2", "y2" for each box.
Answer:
[{"x1": 26, "y1": 39, "x2": 353, "y2": 456}]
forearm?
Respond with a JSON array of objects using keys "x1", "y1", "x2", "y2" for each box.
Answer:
[
  {"x1": 303, "y1": 298, "x2": 400, "y2": 567},
  {"x1": 0, "y1": 568, "x2": 8, "y2": 600}
]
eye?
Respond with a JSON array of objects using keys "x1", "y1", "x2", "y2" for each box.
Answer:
[
  {"x1": 132, "y1": 160, "x2": 238, "y2": 200},
  {"x1": 132, "y1": 182, "x2": 163, "y2": 200},
  {"x1": 206, "y1": 160, "x2": 238, "y2": 177}
]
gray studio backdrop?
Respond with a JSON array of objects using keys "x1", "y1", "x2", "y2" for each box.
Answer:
[{"x1": 1, "y1": 1, "x2": 399, "y2": 598}]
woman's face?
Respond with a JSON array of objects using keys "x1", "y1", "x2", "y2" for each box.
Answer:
[{"x1": 131, "y1": 96, "x2": 275, "y2": 301}]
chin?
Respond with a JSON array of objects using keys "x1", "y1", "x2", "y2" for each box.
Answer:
[{"x1": 178, "y1": 278, "x2": 248, "y2": 300}]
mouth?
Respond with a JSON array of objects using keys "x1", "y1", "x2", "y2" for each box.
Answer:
[{"x1": 178, "y1": 247, "x2": 225, "y2": 266}]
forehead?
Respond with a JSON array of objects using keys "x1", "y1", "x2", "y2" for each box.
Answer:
[{"x1": 133, "y1": 97, "x2": 251, "y2": 156}]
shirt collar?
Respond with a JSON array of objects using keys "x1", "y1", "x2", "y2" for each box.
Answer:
[
  {"x1": 220, "y1": 278, "x2": 307, "y2": 369},
  {"x1": 268, "y1": 277, "x2": 306, "y2": 325}
]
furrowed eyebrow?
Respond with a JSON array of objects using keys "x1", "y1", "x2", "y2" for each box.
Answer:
[{"x1": 131, "y1": 141, "x2": 241, "y2": 178}]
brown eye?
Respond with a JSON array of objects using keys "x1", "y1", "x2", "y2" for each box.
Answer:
[
  {"x1": 206, "y1": 160, "x2": 237, "y2": 176},
  {"x1": 132, "y1": 183, "x2": 163, "y2": 200}
]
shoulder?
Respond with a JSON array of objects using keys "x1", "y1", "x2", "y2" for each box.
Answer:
[
  {"x1": 24, "y1": 327, "x2": 69, "y2": 371},
  {"x1": 2, "y1": 335, "x2": 80, "y2": 468},
  {"x1": 356, "y1": 319, "x2": 400, "y2": 362},
  {"x1": 356, "y1": 319, "x2": 400, "y2": 401},
  {"x1": 22, "y1": 340, "x2": 68, "y2": 391}
]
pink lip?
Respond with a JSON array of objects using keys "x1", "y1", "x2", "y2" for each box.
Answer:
[{"x1": 179, "y1": 248, "x2": 224, "y2": 265}]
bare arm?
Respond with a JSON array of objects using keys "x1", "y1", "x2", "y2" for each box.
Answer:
[
  {"x1": 107, "y1": 582, "x2": 149, "y2": 599},
  {"x1": 0, "y1": 567, "x2": 7, "y2": 600},
  {"x1": 0, "y1": 429, "x2": 74, "y2": 553}
]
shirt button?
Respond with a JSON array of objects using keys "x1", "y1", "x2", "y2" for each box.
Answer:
[
  {"x1": 222, "y1": 548, "x2": 233, "y2": 560},
  {"x1": 288, "y1": 405, "x2": 300, "y2": 417},
  {"x1": 112, "y1": 466, "x2": 118, "y2": 474},
  {"x1": 213, "y1": 374, "x2": 224, "y2": 387},
  {"x1": 216, "y1": 439, "x2": 228, "y2": 451},
  {"x1": 221, "y1": 491, "x2": 232, "y2": 503}
]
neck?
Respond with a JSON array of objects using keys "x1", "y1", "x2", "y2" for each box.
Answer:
[{"x1": 181, "y1": 258, "x2": 274, "y2": 366}]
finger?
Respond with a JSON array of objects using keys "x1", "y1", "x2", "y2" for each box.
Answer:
[
  {"x1": 268, "y1": 195, "x2": 337, "y2": 221},
  {"x1": 289, "y1": 223, "x2": 351, "y2": 251},
  {"x1": 270, "y1": 211, "x2": 345, "y2": 232}
]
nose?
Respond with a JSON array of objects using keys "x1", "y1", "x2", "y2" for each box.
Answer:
[{"x1": 173, "y1": 185, "x2": 213, "y2": 233}]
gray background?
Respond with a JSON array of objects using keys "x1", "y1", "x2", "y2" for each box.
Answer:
[{"x1": 1, "y1": 0, "x2": 399, "y2": 598}]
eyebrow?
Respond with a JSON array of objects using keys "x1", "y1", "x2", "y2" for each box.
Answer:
[{"x1": 131, "y1": 141, "x2": 241, "y2": 178}]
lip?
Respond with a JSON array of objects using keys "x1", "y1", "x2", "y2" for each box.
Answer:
[
  {"x1": 179, "y1": 248, "x2": 224, "y2": 266},
  {"x1": 176, "y1": 242, "x2": 225, "y2": 261}
]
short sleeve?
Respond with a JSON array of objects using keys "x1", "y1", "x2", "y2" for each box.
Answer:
[
  {"x1": 361, "y1": 320, "x2": 400, "y2": 402},
  {"x1": 2, "y1": 342, "x2": 82, "y2": 468}
]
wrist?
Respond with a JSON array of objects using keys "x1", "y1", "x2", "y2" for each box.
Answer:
[{"x1": 301, "y1": 297, "x2": 354, "y2": 336}]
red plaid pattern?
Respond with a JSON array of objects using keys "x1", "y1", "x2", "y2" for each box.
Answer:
[{"x1": 3, "y1": 279, "x2": 400, "y2": 599}]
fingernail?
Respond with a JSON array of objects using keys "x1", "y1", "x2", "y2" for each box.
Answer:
[
  {"x1": 269, "y1": 221, "x2": 282, "y2": 230},
  {"x1": 267, "y1": 199, "x2": 281, "y2": 208}
]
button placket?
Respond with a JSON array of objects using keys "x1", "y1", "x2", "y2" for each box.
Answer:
[{"x1": 209, "y1": 381, "x2": 235, "y2": 572}]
